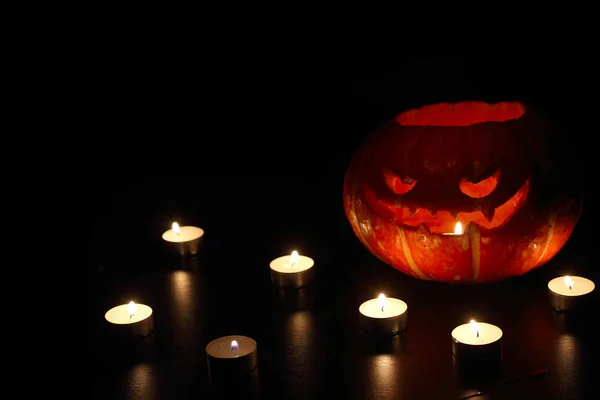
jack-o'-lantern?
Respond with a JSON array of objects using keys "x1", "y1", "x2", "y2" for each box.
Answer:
[{"x1": 343, "y1": 101, "x2": 583, "y2": 283}]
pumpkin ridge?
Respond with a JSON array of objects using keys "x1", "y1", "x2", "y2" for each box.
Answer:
[
  {"x1": 396, "y1": 225, "x2": 428, "y2": 280},
  {"x1": 469, "y1": 223, "x2": 481, "y2": 281},
  {"x1": 348, "y1": 148, "x2": 382, "y2": 260},
  {"x1": 534, "y1": 212, "x2": 557, "y2": 267}
]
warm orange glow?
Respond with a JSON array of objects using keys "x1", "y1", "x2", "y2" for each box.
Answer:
[
  {"x1": 470, "y1": 320, "x2": 479, "y2": 337},
  {"x1": 378, "y1": 293, "x2": 387, "y2": 311},
  {"x1": 396, "y1": 101, "x2": 526, "y2": 127},
  {"x1": 378, "y1": 178, "x2": 530, "y2": 234},
  {"x1": 290, "y1": 250, "x2": 299, "y2": 265},
  {"x1": 564, "y1": 276, "x2": 573, "y2": 290},
  {"x1": 172, "y1": 222, "x2": 180, "y2": 235},
  {"x1": 128, "y1": 301, "x2": 136, "y2": 318},
  {"x1": 460, "y1": 169, "x2": 500, "y2": 198},
  {"x1": 383, "y1": 167, "x2": 416, "y2": 195},
  {"x1": 454, "y1": 222, "x2": 463, "y2": 234}
]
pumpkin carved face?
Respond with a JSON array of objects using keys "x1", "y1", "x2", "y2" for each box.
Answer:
[{"x1": 344, "y1": 101, "x2": 583, "y2": 283}]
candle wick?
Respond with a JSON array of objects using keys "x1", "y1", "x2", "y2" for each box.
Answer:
[
  {"x1": 476, "y1": 330, "x2": 479, "y2": 338},
  {"x1": 568, "y1": 285, "x2": 572, "y2": 290},
  {"x1": 129, "y1": 313, "x2": 135, "y2": 319},
  {"x1": 381, "y1": 305, "x2": 384, "y2": 312},
  {"x1": 290, "y1": 262, "x2": 296, "y2": 268}
]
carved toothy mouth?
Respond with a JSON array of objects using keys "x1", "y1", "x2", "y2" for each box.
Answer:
[{"x1": 378, "y1": 178, "x2": 530, "y2": 234}]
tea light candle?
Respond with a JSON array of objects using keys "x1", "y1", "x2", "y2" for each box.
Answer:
[
  {"x1": 104, "y1": 301, "x2": 154, "y2": 339},
  {"x1": 359, "y1": 293, "x2": 408, "y2": 336},
  {"x1": 452, "y1": 320, "x2": 502, "y2": 364},
  {"x1": 161, "y1": 222, "x2": 204, "y2": 257},
  {"x1": 270, "y1": 250, "x2": 315, "y2": 288},
  {"x1": 441, "y1": 221, "x2": 464, "y2": 236},
  {"x1": 548, "y1": 275, "x2": 595, "y2": 311},
  {"x1": 206, "y1": 335, "x2": 258, "y2": 381}
]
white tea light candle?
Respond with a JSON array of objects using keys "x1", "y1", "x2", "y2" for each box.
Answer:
[
  {"x1": 359, "y1": 293, "x2": 408, "y2": 336},
  {"x1": 162, "y1": 222, "x2": 204, "y2": 257},
  {"x1": 270, "y1": 250, "x2": 315, "y2": 288},
  {"x1": 548, "y1": 275, "x2": 595, "y2": 311},
  {"x1": 206, "y1": 335, "x2": 258, "y2": 381},
  {"x1": 104, "y1": 301, "x2": 154, "y2": 339},
  {"x1": 451, "y1": 320, "x2": 502, "y2": 364}
]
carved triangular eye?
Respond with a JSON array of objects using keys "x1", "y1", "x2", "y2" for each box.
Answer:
[
  {"x1": 383, "y1": 167, "x2": 416, "y2": 195},
  {"x1": 460, "y1": 169, "x2": 500, "y2": 198}
]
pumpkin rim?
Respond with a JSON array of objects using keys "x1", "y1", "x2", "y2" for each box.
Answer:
[{"x1": 396, "y1": 101, "x2": 526, "y2": 127}]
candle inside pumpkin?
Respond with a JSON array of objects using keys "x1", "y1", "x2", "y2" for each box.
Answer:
[{"x1": 442, "y1": 221, "x2": 463, "y2": 235}]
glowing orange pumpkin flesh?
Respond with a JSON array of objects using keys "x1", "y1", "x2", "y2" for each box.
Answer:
[
  {"x1": 343, "y1": 100, "x2": 583, "y2": 283},
  {"x1": 364, "y1": 101, "x2": 532, "y2": 234}
]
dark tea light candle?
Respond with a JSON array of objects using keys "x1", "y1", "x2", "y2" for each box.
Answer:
[
  {"x1": 205, "y1": 335, "x2": 258, "y2": 381},
  {"x1": 548, "y1": 275, "x2": 595, "y2": 311}
]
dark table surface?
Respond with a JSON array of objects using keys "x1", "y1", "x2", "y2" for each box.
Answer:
[
  {"x1": 92, "y1": 173, "x2": 597, "y2": 400},
  {"x1": 92, "y1": 60, "x2": 597, "y2": 399}
]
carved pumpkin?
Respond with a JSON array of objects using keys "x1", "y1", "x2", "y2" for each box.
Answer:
[{"x1": 343, "y1": 101, "x2": 583, "y2": 283}]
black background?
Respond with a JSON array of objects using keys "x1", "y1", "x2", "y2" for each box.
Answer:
[{"x1": 92, "y1": 59, "x2": 597, "y2": 399}]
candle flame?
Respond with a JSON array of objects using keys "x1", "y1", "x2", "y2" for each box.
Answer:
[
  {"x1": 454, "y1": 222, "x2": 463, "y2": 235},
  {"x1": 172, "y1": 222, "x2": 181, "y2": 235},
  {"x1": 290, "y1": 250, "x2": 299, "y2": 267},
  {"x1": 564, "y1": 276, "x2": 573, "y2": 290},
  {"x1": 470, "y1": 319, "x2": 479, "y2": 337},
  {"x1": 128, "y1": 301, "x2": 136, "y2": 318},
  {"x1": 230, "y1": 340, "x2": 239, "y2": 351},
  {"x1": 378, "y1": 293, "x2": 387, "y2": 312}
]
